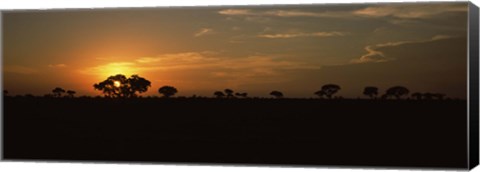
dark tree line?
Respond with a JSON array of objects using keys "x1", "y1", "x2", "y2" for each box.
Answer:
[
  {"x1": 4, "y1": 74, "x2": 451, "y2": 100},
  {"x1": 411, "y1": 92, "x2": 445, "y2": 100},
  {"x1": 212, "y1": 89, "x2": 248, "y2": 99},
  {"x1": 43, "y1": 87, "x2": 76, "y2": 98}
]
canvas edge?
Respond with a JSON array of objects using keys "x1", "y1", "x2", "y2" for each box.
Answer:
[
  {"x1": 0, "y1": 1, "x2": 475, "y2": 170},
  {"x1": 468, "y1": 1, "x2": 480, "y2": 170},
  {"x1": 0, "y1": 10, "x2": 4, "y2": 161},
  {"x1": 0, "y1": 1, "x2": 469, "y2": 14}
]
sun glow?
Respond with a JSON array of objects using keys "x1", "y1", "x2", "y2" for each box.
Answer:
[
  {"x1": 81, "y1": 62, "x2": 138, "y2": 80},
  {"x1": 103, "y1": 63, "x2": 136, "y2": 77},
  {"x1": 114, "y1": 81, "x2": 121, "y2": 87}
]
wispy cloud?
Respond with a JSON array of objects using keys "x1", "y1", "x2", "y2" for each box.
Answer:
[
  {"x1": 353, "y1": 4, "x2": 467, "y2": 19},
  {"x1": 351, "y1": 35, "x2": 455, "y2": 63},
  {"x1": 219, "y1": 4, "x2": 467, "y2": 20},
  {"x1": 194, "y1": 28, "x2": 214, "y2": 37},
  {"x1": 135, "y1": 52, "x2": 220, "y2": 70},
  {"x1": 4, "y1": 65, "x2": 37, "y2": 74},
  {"x1": 135, "y1": 52, "x2": 319, "y2": 71},
  {"x1": 263, "y1": 10, "x2": 351, "y2": 18},
  {"x1": 218, "y1": 9, "x2": 252, "y2": 15},
  {"x1": 351, "y1": 45, "x2": 391, "y2": 64},
  {"x1": 81, "y1": 52, "x2": 320, "y2": 86},
  {"x1": 258, "y1": 31, "x2": 346, "y2": 39},
  {"x1": 48, "y1": 64, "x2": 67, "y2": 68},
  {"x1": 218, "y1": 9, "x2": 350, "y2": 18}
]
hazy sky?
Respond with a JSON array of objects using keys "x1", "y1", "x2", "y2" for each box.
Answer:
[{"x1": 2, "y1": 2, "x2": 469, "y2": 98}]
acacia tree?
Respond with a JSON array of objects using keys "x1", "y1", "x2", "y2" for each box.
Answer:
[
  {"x1": 52, "y1": 87, "x2": 66, "y2": 97},
  {"x1": 66, "y1": 90, "x2": 76, "y2": 98},
  {"x1": 434, "y1": 93, "x2": 445, "y2": 100},
  {"x1": 314, "y1": 90, "x2": 325, "y2": 98},
  {"x1": 385, "y1": 86, "x2": 409, "y2": 99},
  {"x1": 93, "y1": 74, "x2": 151, "y2": 98},
  {"x1": 363, "y1": 86, "x2": 378, "y2": 99},
  {"x1": 411, "y1": 92, "x2": 423, "y2": 100},
  {"x1": 235, "y1": 92, "x2": 248, "y2": 98},
  {"x1": 224, "y1": 89, "x2": 234, "y2": 98},
  {"x1": 320, "y1": 84, "x2": 341, "y2": 99},
  {"x1": 158, "y1": 86, "x2": 178, "y2": 98},
  {"x1": 127, "y1": 75, "x2": 151, "y2": 97},
  {"x1": 270, "y1": 91, "x2": 283, "y2": 99},
  {"x1": 423, "y1": 92, "x2": 435, "y2": 100},
  {"x1": 214, "y1": 91, "x2": 225, "y2": 98}
]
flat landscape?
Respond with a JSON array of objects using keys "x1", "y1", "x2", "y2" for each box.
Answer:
[
  {"x1": 2, "y1": 2, "x2": 472, "y2": 169},
  {"x1": 3, "y1": 97, "x2": 467, "y2": 168}
]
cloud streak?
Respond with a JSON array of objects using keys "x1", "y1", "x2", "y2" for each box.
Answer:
[
  {"x1": 218, "y1": 9, "x2": 252, "y2": 16},
  {"x1": 219, "y1": 4, "x2": 467, "y2": 20},
  {"x1": 48, "y1": 64, "x2": 67, "y2": 68},
  {"x1": 353, "y1": 4, "x2": 467, "y2": 19},
  {"x1": 194, "y1": 28, "x2": 214, "y2": 37},
  {"x1": 258, "y1": 31, "x2": 346, "y2": 39},
  {"x1": 218, "y1": 9, "x2": 351, "y2": 18},
  {"x1": 81, "y1": 52, "x2": 321, "y2": 86},
  {"x1": 135, "y1": 52, "x2": 319, "y2": 71},
  {"x1": 351, "y1": 35, "x2": 455, "y2": 63}
]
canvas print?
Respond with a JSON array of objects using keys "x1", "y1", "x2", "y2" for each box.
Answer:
[{"x1": 2, "y1": 2, "x2": 478, "y2": 169}]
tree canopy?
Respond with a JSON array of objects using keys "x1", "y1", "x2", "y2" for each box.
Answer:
[
  {"x1": 93, "y1": 74, "x2": 151, "y2": 98},
  {"x1": 320, "y1": 84, "x2": 341, "y2": 99},
  {"x1": 270, "y1": 91, "x2": 284, "y2": 98},
  {"x1": 158, "y1": 86, "x2": 178, "y2": 98},
  {"x1": 52, "y1": 87, "x2": 66, "y2": 97},
  {"x1": 363, "y1": 86, "x2": 378, "y2": 99},
  {"x1": 385, "y1": 86, "x2": 409, "y2": 99}
]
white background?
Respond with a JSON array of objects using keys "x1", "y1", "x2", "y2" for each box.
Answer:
[{"x1": 0, "y1": 0, "x2": 479, "y2": 172}]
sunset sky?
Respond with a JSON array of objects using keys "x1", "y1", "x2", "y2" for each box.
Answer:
[{"x1": 2, "y1": 2, "x2": 469, "y2": 98}]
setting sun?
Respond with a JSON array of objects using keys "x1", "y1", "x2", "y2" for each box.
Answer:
[{"x1": 113, "y1": 81, "x2": 121, "y2": 87}]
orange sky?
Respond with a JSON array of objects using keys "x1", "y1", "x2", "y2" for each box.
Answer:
[{"x1": 2, "y1": 2, "x2": 469, "y2": 98}]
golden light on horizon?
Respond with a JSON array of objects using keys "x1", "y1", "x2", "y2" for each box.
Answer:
[
  {"x1": 80, "y1": 62, "x2": 140, "y2": 80},
  {"x1": 102, "y1": 63, "x2": 136, "y2": 78}
]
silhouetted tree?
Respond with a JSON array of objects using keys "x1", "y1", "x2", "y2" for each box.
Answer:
[
  {"x1": 235, "y1": 92, "x2": 248, "y2": 98},
  {"x1": 423, "y1": 92, "x2": 435, "y2": 100},
  {"x1": 363, "y1": 86, "x2": 378, "y2": 99},
  {"x1": 411, "y1": 92, "x2": 423, "y2": 100},
  {"x1": 411, "y1": 92, "x2": 446, "y2": 100},
  {"x1": 320, "y1": 84, "x2": 341, "y2": 99},
  {"x1": 314, "y1": 90, "x2": 325, "y2": 99},
  {"x1": 434, "y1": 93, "x2": 445, "y2": 100},
  {"x1": 270, "y1": 91, "x2": 283, "y2": 99},
  {"x1": 52, "y1": 87, "x2": 66, "y2": 97},
  {"x1": 158, "y1": 86, "x2": 178, "y2": 98},
  {"x1": 385, "y1": 86, "x2": 409, "y2": 99},
  {"x1": 214, "y1": 91, "x2": 225, "y2": 98},
  {"x1": 66, "y1": 90, "x2": 76, "y2": 98},
  {"x1": 94, "y1": 74, "x2": 127, "y2": 98},
  {"x1": 44, "y1": 94, "x2": 54, "y2": 98},
  {"x1": 93, "y1": 74, "x2": 151, "y2": 98},
  {"x1": 224, "y1": 89, "x2": 234, "y2": 98}
]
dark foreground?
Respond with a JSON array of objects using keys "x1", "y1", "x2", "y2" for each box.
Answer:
[{"x1": 3, "y1": 97, "x2": 468, "y2": 169}]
